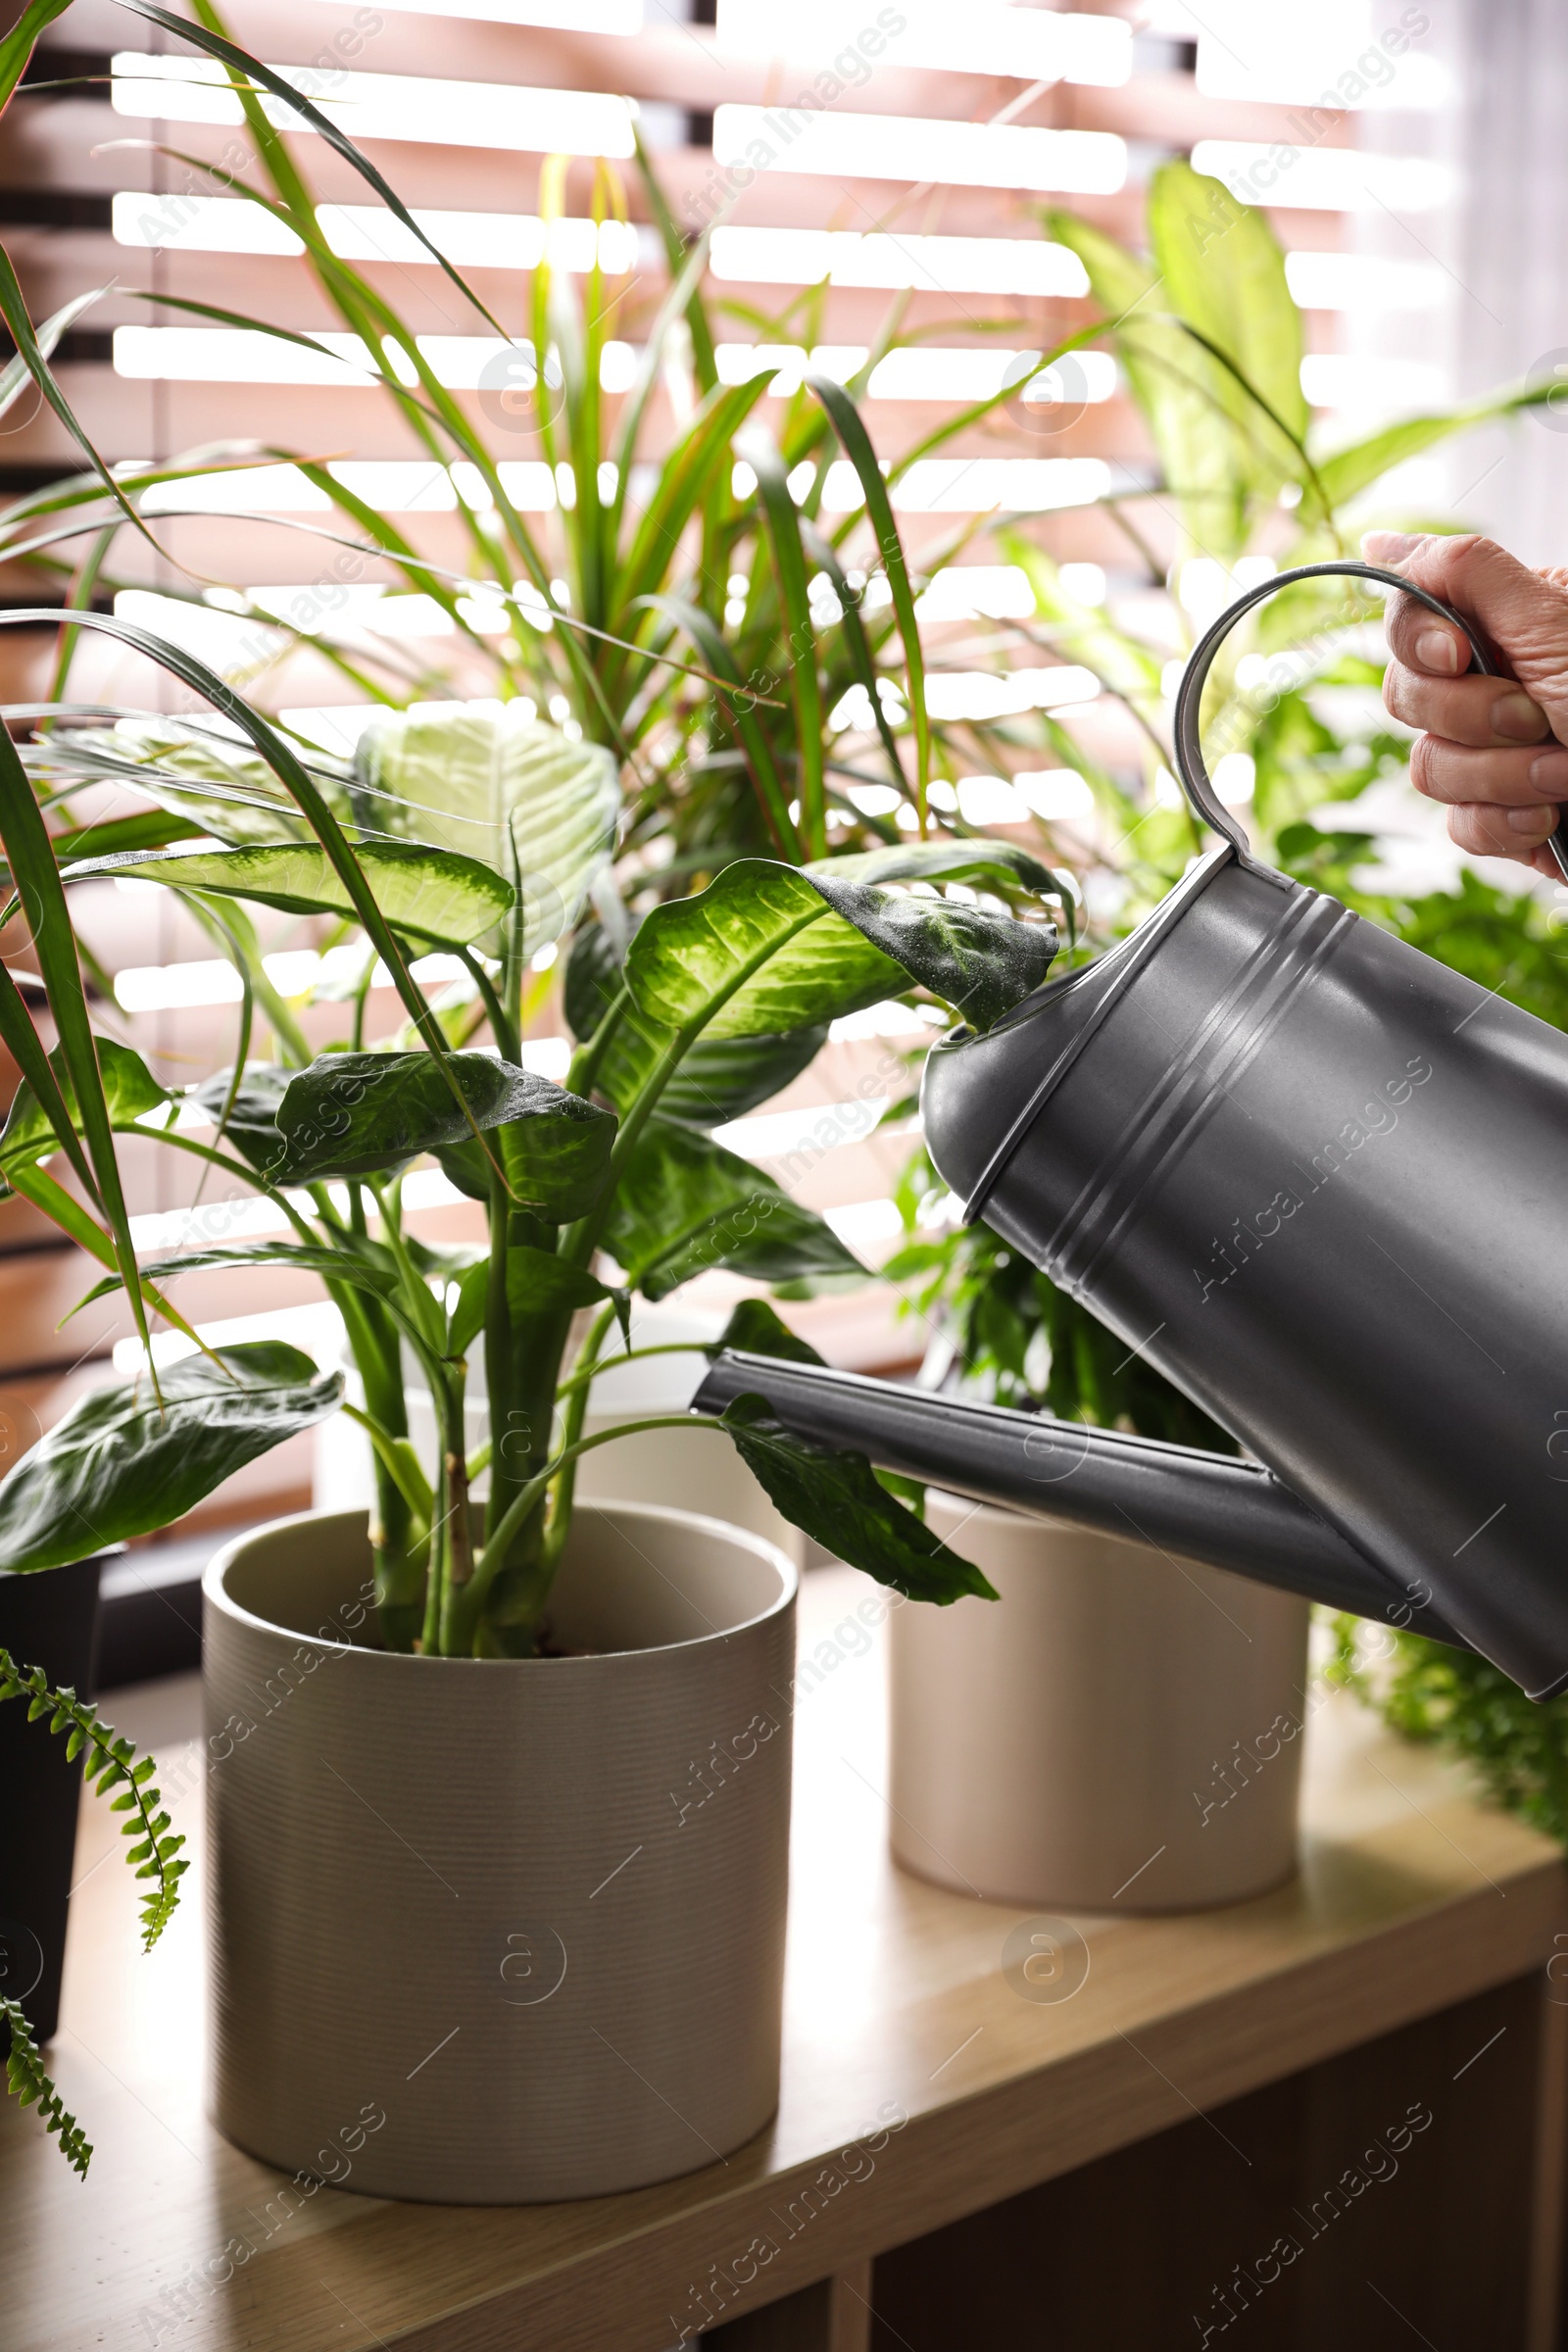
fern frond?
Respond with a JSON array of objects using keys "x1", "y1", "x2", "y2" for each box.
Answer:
[
  {"x1": 0, "y1": 1644, "x2": 187, "y2": 1948},
  {"x1": 3, "y1": 1996, "x2": 91, "y2": 2177}
]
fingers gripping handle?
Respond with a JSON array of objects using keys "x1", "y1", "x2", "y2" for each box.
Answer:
[{"x1": 1170, "y1": 558, "x2": 1568, "y2": 888}]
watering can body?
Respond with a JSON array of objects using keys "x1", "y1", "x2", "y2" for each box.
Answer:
[{"x1": 697, "y1": 564, "x2": 1568, "y2": 1699}]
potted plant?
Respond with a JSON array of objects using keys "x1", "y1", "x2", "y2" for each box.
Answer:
[{"x1": 0, "y1": 593, "x2": 1080, "y2": 2189}]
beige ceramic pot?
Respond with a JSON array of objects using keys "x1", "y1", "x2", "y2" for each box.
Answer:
[
  {"x1": 204, "y1": 1501, "x2": 795, "y2": 2202},
  {"x1": 889, "y1": 1494, "x2": 1309, "y2": 1912}
]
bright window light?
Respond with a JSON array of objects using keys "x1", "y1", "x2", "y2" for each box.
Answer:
[
  {"x1": 822, "y1": 457, "x2": 1110, "y2": 514},
  {"x1": 825, "y1": 1198, "x2": 904, "y2": 1248},
  {"x1": 715, "y1": 2, "x2": 1130, "y2": 84},
  {"x1": 712, "y1": 105, "x2": 1125, "y2": 194},
  {"x1": 710, "y1": 225, "x2": 1090, "y2": 299},
  {"x1": 1193, "y1": 2, "x2": 1447, "y2": 108},
  {"x1": 1016, "y1": 768, "x2": 1094, "y2": 820},
  {"x1": 141, "y1": 460, "x2": 558, "y2": 516},
  {"x1": 116, "y1": 958, "x2": 244, "y2": 1012},
  {"x1": 113, "y1": 194, "x2": 641, "y2": 273},
  {"x1": 925, "y1": 666, "x2": 1100, "y2": 721},
  {"x1": 1058, "y1": 564, "x2": 1106, "y2": 607},
  {"x1": 915, "y1": 566, "x2": 1036, "y2": 622},
  {"x1": 1214, "y1": 753, "x2": 1256, "y2": 806},
  {"x1": 114, "y1": 1303, "x2": 346, "y2": 1377},
  {"x1": 113, "y1": 588, "x2": 282, "y2": 675},
  {"x1": 828, "y1": 1001, "x2": 946, "y2": 1042},
  {"x1": 373, "y1": 0, "x2": 640, "y2": 25},
  {"x1": 111, "y1": 53, "x2": 638, "y2": 157},
  {"x1": 1190, "y1": 140, "x2": 1450, "y2": 213},
  {"x1": 863, "y1": 347, "x2": 1116, "y2": 404},
  {"x1": 956, "y1": 773, "x2": 1028, "y2": 825},
  {"x1": 1300, "y1": 353, "x2": 1447, "y2": 409},
  {"x1": 115, "y1": 326, "x2": 637, "y2": 393},
  {"x1": 1285, "y1": 252, "x2": 1445, "y2": 312},
  {"x1": 714, "y1": 1097, "x2": 886, "y2": 1161}
]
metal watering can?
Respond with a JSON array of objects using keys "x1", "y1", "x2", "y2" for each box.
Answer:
[{"x1": 696, "y1": 562, "x2": 1568, "y2": 1699}]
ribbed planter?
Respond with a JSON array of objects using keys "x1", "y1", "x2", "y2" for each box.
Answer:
[
  {"x1": 889, "y1": 1494, "x2": 1309, "y2": 1912},
  {"x1": 205, "y1": 1501, "x2": 796, "y2": 2202}
]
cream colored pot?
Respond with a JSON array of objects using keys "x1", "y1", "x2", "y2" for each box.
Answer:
[
  {"x1": 889, "y1": 1494, "x2": 1309, "y2": 1913},
  {"x1": 205, "y1": 1501, "x2": 795, "y2": 2203}
]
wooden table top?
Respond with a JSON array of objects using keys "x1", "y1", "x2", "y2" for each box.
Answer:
[{"x1": 8, "y1": 1564, "x2": 1566, "y2": 2352}]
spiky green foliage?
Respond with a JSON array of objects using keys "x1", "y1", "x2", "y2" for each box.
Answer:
[
  {"x1": 0, "y1": 1647, "x2": 187, "y2": 1947},
  {"x1": 0, "y1": 1646, "x2": 187, "y2": 2174},
  {"x1": 4, "y1": 1997, "x2": 92, "y2": 2178}
]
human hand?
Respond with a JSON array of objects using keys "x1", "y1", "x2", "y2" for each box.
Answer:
[{"x1": 1363, "y1": 529, "x2": 1568, "y2": 879}]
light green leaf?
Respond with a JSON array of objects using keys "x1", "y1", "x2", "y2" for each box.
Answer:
[
  {"x1": 64, "y1": 838, "x2": 513, "y2": 949},
  {"x1": 25, "y1": 717, "x2": 341, "y2": 847},
  {"x1": 0, "y1": 1343, "x2": 343, "y2": 1573},
  {"x1": 719, "y1": 1395, "x2": 996, "y2": 1603},
  {"x1": 354, "y1": 707, "x2": 619, "y2": 950},
  {"x1": 625, "y1": 858, "x2": 1058, "y2": 1044},
  {"x1": 606, "y1": 1118, "x2": 864, "y2": 1302},
  {"x1": 1150, "y1": 160, "x2": 1307, "y2": 443},
  {"x1": 1313, "y1": 378, "x2": 1563, "y2": 511},
  {"x1": 0, "y1": 1039, "x2": 167, "y2": 1182},
  {"x1": 624, "y1": 862, "x2": 900, "y2": 1040},
  {"x1": 809, "y1": 836, "x2": 1069, "y2": 906}
]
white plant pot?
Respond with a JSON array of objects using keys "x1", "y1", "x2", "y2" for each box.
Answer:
[
  {"x1": 889, "y1": 1494, "x2": 1309, "y2": 1913},
  {"x1": 312, "y1": 1309, "x2": 805, "y2": 1564},
  {"x1": 204, "y1": 1501, "x2": 796, "y2": 2202}
]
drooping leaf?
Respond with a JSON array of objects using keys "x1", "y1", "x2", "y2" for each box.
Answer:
[
  {"x1": 70, "y1": 1241, "x2": 399, "y2": 1318},
  {"x1": 0, "y1": 1038, "x2": 167, "y2": 1182},
  {"x1": 707, "y1": 1298, "x2": 826, "y2": 1367},
  {"x1": 445, "y1": 1258, "x2": 490, "y2": 1360},
  {"x1": 623, "y1": 862, "x2": 899, "y2": 1041},
  {"x1": 1313, "y1": 377, "x2": 1561, "y2": 511},
  {"x1": 566, "y1": 912, "x2": 827, "y2": 1122},
  {"x1": 0, "y1": 1344, "x2": 343, "y2": 1573},
  {"x1": 273, "y1": 1050, "x2": 614, "y2": 1196},
  {"x1": 605, "y1": 1117, "x2": 863, "y2": 1301},
  {"x1": 719, "y1": 1395, "x2": 997, "y2": 1603},
  {"x1": 63, "y1": 839, "x2": 513, "y2": 949},
  {"x1": 354, "y1": 707, "x2": 619, "y2": 950},
  {"x1": 625, "y1": 858, "x2": 1057, "y2": 1045}
]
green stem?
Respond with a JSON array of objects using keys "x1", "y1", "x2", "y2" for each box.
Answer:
[{"x1": 454, "y1": 1413, "x2": 732, "y2": 1649}]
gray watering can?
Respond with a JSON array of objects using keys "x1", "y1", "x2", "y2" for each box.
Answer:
[{"x1": 696, "y1": 562, "x2": 1568, "y2": 1700}]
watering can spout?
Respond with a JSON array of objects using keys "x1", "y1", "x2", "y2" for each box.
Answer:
[{"x1": 692, "y1": 1351, "x2": 1471, "y2": 1652}]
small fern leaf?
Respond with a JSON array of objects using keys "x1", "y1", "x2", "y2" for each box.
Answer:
[{"x1": 4, "y1": 1999, "x2": 91, "y2": 2179}]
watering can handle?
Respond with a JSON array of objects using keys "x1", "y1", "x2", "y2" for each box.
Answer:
[{"x1": 1171, "y1": 557, "x2": 1568, "y2": 889}]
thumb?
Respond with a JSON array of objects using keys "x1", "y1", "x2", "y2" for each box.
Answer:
[{"x1": 1362, "y1": 530, "x2": 1568, "y2": 743}]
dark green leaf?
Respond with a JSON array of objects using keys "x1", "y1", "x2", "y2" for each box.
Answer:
[
  {"x1": 811, "y1": 837, "x2": 1068, "y2": 905},
  {"x1": 606, "y1": 1118, "x2": 863, "y2": 1301},
  {"x1": 446, "y1": 1258, "x2": 490, "y2": 1360},
  {"x1": 719, "y1": 1395, "x2": 996, "y2": 1603},
  {"x1": 806, "y1": 872, "x2": 1057, "y2": 1034},
  {"x1": 708, "y1": 1298, "x2": 826, "y2": 1367},
  {"x1": 273, "y1": 1051, "x2": 614, "y2": 1196},
  {"x1": 195, "y1": 1063, "x2": 288, "y2": 1172},
  {"x1": 65, "y1": 838, "x2": 513, "y2": 948},
  {"x1": 0, "y1": 1344, "x2": 343, "y2": 1573},
  {"x1": 505, "y1": 1244, "x2": 612, "y2": 1322}
]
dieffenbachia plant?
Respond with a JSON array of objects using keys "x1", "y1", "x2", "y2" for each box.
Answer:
[{"x1": 0, "y1": 617, "x2": 1075, "y2": 1658}]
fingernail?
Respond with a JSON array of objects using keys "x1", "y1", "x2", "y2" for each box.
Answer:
[
  {"x1": 1508, "y1": 805, "x2": 1555, "y2": 835},
  {"x1": 1531, "y1": 748, "x2": 1568, "y2": 792},
  {"x1": 1494, "y1": 691, "x2": 1546, "y2": 741},
  {"x1": 1414, "y1": 628, "x2": 1460, "y2": 673}
]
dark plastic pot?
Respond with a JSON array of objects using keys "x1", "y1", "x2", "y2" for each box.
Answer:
[{"x1": 0, "y1": 1558, "x2": 104, "y2": 2043}]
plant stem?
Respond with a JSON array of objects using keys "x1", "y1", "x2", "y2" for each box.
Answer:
[{"x1": 451, "y1": 1413, "x2": 732, "y2": 1653}]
